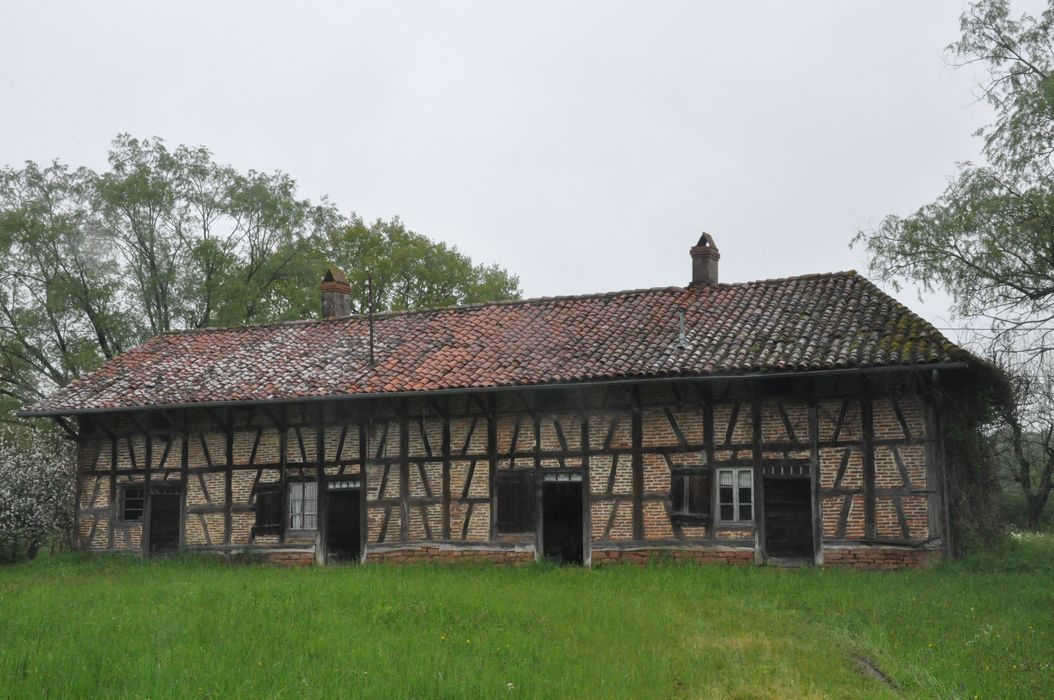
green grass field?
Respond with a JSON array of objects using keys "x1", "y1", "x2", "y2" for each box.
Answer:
[{"x1": 0, "y1": 538, "x2": 1051, "y2": 699}]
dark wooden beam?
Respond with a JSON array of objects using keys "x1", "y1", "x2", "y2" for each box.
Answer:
[
  {"x1": 631, "y1": 386, "x2": 643, "y2": 541},
  {"x1": 224, "y1": 408, "x2": 233, "y2": 547},
  {"x1": 808, "y1": 380, "x2": 823, "y2": 563},
  {"x1": 750, "y1": 384, "x2": 765, "y2": 563},
  {"x1": 72, "y1": 439, "x2": 84, "y2": 548},
  {"x1": 179, "y1": 411, "x2": 189, "y2": 551},
  {"x1": 399, "y1": 399, "x2": 410, "y2": 542},
  {"x1": 700, "y1": 382, "x2": 715, "y2": 542},
  {"x1": 125, "y1": 411, "x2": 148, "y2": 437},
  {"x1": 533, "y1": 392, "x2": 543, "y2": 558},
  {"x1": 487, "y1": 394, "x2": 497, "y2": 541},
  {"x1": 205, "y1": 407, "x2": 228, "y2": 434},
  {"x1": 278, "y1": 405, "x2": 288, "y2": 543},
  {"x1": 580, "y1": 401, "x2": 591, "y2": 562},
  {"x1": 53, "y1": 415, "x2": 81, "y2": 441},
  {"x1": 316, "y1": 404, "x2": 327, "y2": 564},
  {"x1": 143, "y1": 419, "x2": 153, "y2": 558},
  {"x1": 359, "y1": 408, "x2": 369, "y2": 560},
  {"x1": 248, "y1": 428, "x2": 262, "y2": 467},
  {"x1": 108, "y1": 434, "x2": 117, "y2": 550},
  {"x1": 442, "y1": 397, "x2": 451, "y2": 541},
  {"x1": 861, "y1": 380, "x2": 877, "y2": 540}
]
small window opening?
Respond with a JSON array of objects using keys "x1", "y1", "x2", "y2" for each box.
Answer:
[{"x1": 120, "y1": 486, "x2": 145, "y2": 522}]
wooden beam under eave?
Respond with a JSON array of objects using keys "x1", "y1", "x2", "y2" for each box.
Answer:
[
  {"x1": 750, "y1": 383, "x2": 765, "y2": 564},
  {"x1": 630, "y1": 386, "x2": 644, "y2": 541}
]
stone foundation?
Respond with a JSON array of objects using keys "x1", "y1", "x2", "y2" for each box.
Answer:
[
  {"x1": 365, "y1": 546, "x2": 535, "y2": 564},
  {"x1": 822, "y1": 545, "x2": 940, "y2": 569},
  {"x1": 259, "y1": 550, "x2": 316, "y2": 566},
  {"x1": 591, "y1": 547, "x2": 755, "y2": 566}
]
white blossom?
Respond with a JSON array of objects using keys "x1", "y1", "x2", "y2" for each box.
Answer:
[{"x1": 0, "y1": 422, "x2": 74, "y2": 561}]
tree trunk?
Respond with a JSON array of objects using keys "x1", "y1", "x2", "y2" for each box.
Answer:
[{"x1": 1025, "y1": 493, "x2": 1050, "y2": 530}]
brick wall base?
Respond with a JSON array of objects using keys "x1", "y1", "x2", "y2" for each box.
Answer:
[
  {"x1": 157, "y1": 543, "x2": 941, "y2": 569},
  {"x1": 258, "y1": 550, "x2": 316, "y2": 566},
  {"x1": 591, "y1": 547, "x2": 755, "y2": 566},
  {"x1": 822, "y1": 546, "x2": 940, "y2": 569},
  {"x1": 365, "y1": 546, "x2": 535, "y2": 564}
]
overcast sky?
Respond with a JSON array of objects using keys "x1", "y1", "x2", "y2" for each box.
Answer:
[{"x1": 2, "y1": 1, "x2": 1042, "y2": 342}]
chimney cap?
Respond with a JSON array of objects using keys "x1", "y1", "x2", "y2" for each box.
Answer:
[
  {"x1": 690, "y1": 232, "x2": 719, "y2": 259},
  {"x1": 322, "y1": 267, "x2": 350, "y2": 286}
]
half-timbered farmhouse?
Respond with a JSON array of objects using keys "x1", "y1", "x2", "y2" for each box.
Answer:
[{"x1": 21, "y1": 235, "x2": 981, "y2": 567}]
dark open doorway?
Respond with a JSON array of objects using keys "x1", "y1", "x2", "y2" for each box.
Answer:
[
  {"x1": 763, "y1": 477, "x2": 814, "y2": 562},
  {"x1": 326, "y1": 489, "x2": 361, "y2": 563},
  {"x1": 148, "y1": 489, "x2": 180, "y2": 554},
  {"x1": 542, "y1": 480, "x2": 583, "y2": 564}
]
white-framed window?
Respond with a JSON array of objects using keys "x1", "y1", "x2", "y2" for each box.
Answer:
[
  {"x1": 717, "y1": 468, "x2": 753, "y2": 522},
  {"x1": 288, "y1": 482, "x2": 317, "y2": 530}
]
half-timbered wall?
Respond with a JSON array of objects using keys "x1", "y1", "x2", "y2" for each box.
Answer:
[{"x1": 72, "y1": 372, "x2": 947, "y2": 568}]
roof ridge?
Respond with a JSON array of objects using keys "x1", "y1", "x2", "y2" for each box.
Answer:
[{"x1": 158, "y1": 270, "x2": 860, "y2": 336}]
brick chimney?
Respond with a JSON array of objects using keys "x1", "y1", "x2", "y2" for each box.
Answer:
[
  {"x1": 321, "y1": 267, "x2": 353, "y2": 318},
  {"x1": 689, "y1": 233, "x2": 719, "y2": 287}
]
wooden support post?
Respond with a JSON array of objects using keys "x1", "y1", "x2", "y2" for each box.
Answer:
[
  {"x1": 930, "y1": 369, "x2": 954, "y2": 556},
  {"x1": 143, "y1": 414, "x2": 153, "y2": 558},
  {"x1": 808, "y1": 379, "x2": 823, "y2": 565},
  {"x1": 631, "y1": 386, "x2": 644, "y2": 541},
  {"x1": 751, "y1": 384, "x2": 765, "y2": 563},
  {"x1": 316, "y1": 404, "x2": 327, "y2": 564},
  {"x1": 224, "y1": 408, "x2": 233, "y2": 548},
  {"x1": 278, "y1": 405, "x2": 288, "y2": 542},
  {"x1": 487, "y1": 394, "x2": 498, "y2": 541},
  {"x1": 580, "y1": 394, "x2": 591, "y2": 565},
  {"x1": 533, "y1": 393, "x2": 543, "y2": 559},
  {"x1": 179, "y1": 411, "x2": 189, "y2": 551},
  {"x1": 701, "y1": 383, "x2": 715, "y2": 542},
  {"x1": 72, "y1": 430, "x2": 83, "y2": 550},
  {"x1": 108, "y1": 431, "x2": 117, "y2": 550},
  {"x1": 441, "y1": 397, "x2": 451, "y2": 541},
  {"x1": 399, "y1": 398, "x2": 410, "y2": 541},
  {"x1": 359, "y1": 404, "x2": 369, "y2": 561},
  {"x1": 861, "y1": 378, "x2": 877, "y2": 540}
]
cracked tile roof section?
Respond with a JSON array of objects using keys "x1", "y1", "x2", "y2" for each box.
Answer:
[{"x1": 23, "y1": 271, "x2": 970, "y2": 415}]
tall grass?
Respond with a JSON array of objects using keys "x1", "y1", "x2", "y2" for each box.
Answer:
[{"x1": 0, "y1": 538, "x2": 1051, "y2": 698}]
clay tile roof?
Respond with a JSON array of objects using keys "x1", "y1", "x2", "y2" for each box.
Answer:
[{"x1": 22, "y1": 271, "x2": 970, "y2": 415}]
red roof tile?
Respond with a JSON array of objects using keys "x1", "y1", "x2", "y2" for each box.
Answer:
[{"x1": 22, "y1": 271, "x2": 969, "y2": 415}]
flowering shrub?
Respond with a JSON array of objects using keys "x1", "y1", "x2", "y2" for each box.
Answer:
[{"x1": 0, "y1": 422, "x2": 74, "y2": 562}]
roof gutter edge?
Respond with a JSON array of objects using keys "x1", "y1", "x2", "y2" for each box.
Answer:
[{"x1": 16, "y1": 362, "x2": 972, "y2": 418}]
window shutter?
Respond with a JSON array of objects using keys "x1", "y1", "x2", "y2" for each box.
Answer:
[
  {"x1": 671, "y1": 475, "x2": 686, "y2": 513},
  {"x1": 688, "y1": 472, "x2": 711, "y2": 517},
  {"x1": 253, "y1": 484, "x2": 283, "y2": 535},
  {"x1": 496, "y1": 471, "x2": 534, "y2": 534}
]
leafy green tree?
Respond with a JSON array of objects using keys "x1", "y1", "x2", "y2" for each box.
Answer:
[
  {"x1": 323, "y1": 216, "x2": 520, "y2": 313},
  {"x1": 854, "y1": 0, "x2": 1054, "y2": 528},
  {"x1": 0, "y1": 134, "x2": 520, "y2": 407}
]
